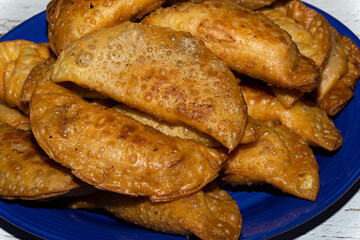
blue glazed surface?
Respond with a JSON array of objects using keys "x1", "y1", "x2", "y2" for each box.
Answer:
[{"x1": 1, "y1": 5, "x2": 360, "y2": 240}]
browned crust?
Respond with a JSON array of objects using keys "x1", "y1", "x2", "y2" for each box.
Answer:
[
  {"x1": 30, "y1": 79, "x2": 227, "y2": 202},
  {"x1": 319, "y1": 33, "x2": 360, "y2": 115},
  {"x1": 47, "y1": 0, "x2": 166, "y2": 55}
]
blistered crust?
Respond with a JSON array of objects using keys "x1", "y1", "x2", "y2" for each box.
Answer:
[
  {"x1": 222, "y1": 120, "x2": 320, "y2": 201},
  {"x1": 222, "y1": 0, "x2": 277, "y2": 9},
  {"x1": 242, "y1": 83, "x2": 342, "y2": 151},
  {"x1": 51, "y1": 22, "x2": 247, "y2": 150},
  {"x1": 69, "y1": 183, "x2": 242, "y2": 240},
  {"x1": 30, "y1": 79, "x2": 227, "y2": 202},
  {"x1": 261, "y1": 0, "x2": 332, "y2": 107},
  {"x1": 47, "y1": 0, "x2": 165, "y2": 55},
  {"x1": 113, "y1": 104, "x2": 221, "y2": 148},
  {"x1": 261, "y1": 0, "x2": 331, "y2": 70},
  {"x1": 0, "y1": 121, "x2": 82, "y2": 200},
  {"x1": 0, "y1": 102, "x2": 30, "y2": 131},
  {"x1": 142, "y1": 0, "x2": 319, "y2": 92},
  {"x1": 0, "y1": 40, "x2": 51, "y2": 108},
  {"x1": 318, "y1": 30, "x2": 360, "y2": 115}
]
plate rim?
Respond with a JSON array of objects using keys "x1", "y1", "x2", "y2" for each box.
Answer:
[{"x1": 0, "y1": 3, "x2": 360, "y2": 240}]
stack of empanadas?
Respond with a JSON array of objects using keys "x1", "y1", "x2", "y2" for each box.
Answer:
[{"x1": 1, "y1": 0, "x2": 359, "y2": 239}]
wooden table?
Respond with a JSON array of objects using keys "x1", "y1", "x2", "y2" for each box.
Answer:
[{"x1": 0, "y1": 0, "x2": 359, "y2": 239}]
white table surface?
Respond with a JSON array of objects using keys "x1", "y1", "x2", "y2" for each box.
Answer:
[{"x1": 0, "y1": 0, "x2": 359, "y2": 239}]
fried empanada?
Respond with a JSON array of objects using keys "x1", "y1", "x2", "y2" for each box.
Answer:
[
  {"x1": 51, "y1": 22, "x2": 247, "y2": 150},
  {"x1": 20, "y1": 56, "x2": 105, "y2": 109},
  {"x1": 30, "y1": 79, "x2": 227, "y2": 202},
  {"x1": 142, "y1": 0, "x2": 319, "y2": 92},
  {"x1": 261, "y1": 0, "x2": 331, "y2": 70},
  {"x1": 0, "y1": 40, "x2": 51, "y2": 109},
  {"x1": 47, "y1": 0, "x2": 166, "y2": 55},
  {"x1": 241, "y1": 83, "x2": 342, "y2": 151},
  {"x1": 20, "y1": 55, "x2": 56, "y2": 104},
  {"x1": 0, "y1": 121, "x2": 83, "y2": 200},
  {"x1": 260, "y1": 0, "x2": 332, "y2": 107},
  {"x1": 221, "y1": 120, "x2": 319, "y2": 201},
  {"x1": 312, "y1": 27, "x2": 349, "y2": 103},
  {"x1": 113, "y1": 104, "x2": 258, "y2": 147},
  {"x1": 69, "y1": 183, "x2": 242, "y2": 240},
  {"x1": 269, "y1": 87, "x2": 304, "y2": 108},
  {"x1": 222, "y1": 0, "x2": 277, "y2": 9},
  {"x1": 113, "y1": 104, "x2": 221, "y2": 148},
  {"x1": 317, "y1": 29, "x2": 360, "y2": 115},
  {"x1": 166, "y1": 0, "x2": 277, "y2": 10},
  {"x1": 0, "y1": 102, "x2": 30, "y2": 131}
]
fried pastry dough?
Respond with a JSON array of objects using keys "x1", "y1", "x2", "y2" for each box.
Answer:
[
  {"x1": 51, "y1": 22, "x2": 247, "y2": 150},
  {"x1": 30, "y1": 79, "x2": 227, "y2": 202},
  {"x1": 113, "y1": 104, "x2": 221, "y2": 148},
  {"x1": 316, "y1": 28, "x2": 360, "y2": 115},
  {"x1": 0, "y1": 121, "x2": 82, "y2": 200},
  {"x1": 20, "y1": 56, "x2": 56, "y2": 104},
  {"x1": 260, "y1": 0, "x2": 332, "y2": 108},
  {"x1": 166, "y1": 0, "x2": 277, "y2": 10},
  {"x1": 69, "y1": 183, "x2": 242, "y2": 240},
  {"x1": 113, "y1": 104, "x2": 258, "y2": 146},
  {"x1": 0, "y1": 102, "x2": 30, "y2": 131},
  {"x1": 222, "y1": 0, "x2": 277, "y2": 9},
  {"x1": 312, "y1": 27, "x2": 348, "y2": 103},
  {"x1": 0, "y1": 40, "x2": 51, "y2": 109},
  {"x1": 241, "y1": 83, "x2": 342, "y2": 151},
  {"x1": 47, "y1": 0, "x2": 165, "y2": 55},
  {"x1": 269, "y1": 87, "x2": 304, "y2": 109},
  {"x1": 142, "y1": 0, "x2": 319, "y2": 92},
  {"x1": 221, "y1": 120, "x2": 319, "y2": 201},
  {"x1": 20, "y1": 56, "x2": 105, "y2": 109}
]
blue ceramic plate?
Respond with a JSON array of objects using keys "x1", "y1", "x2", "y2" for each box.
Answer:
[{"x1": 1, "y1": 4, "x2": 360, "y2": 240}]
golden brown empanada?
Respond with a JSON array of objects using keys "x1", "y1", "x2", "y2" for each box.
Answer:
[
  {"x1": 0, "y1": 102, "x2": 30, "y2": 131},
  {"x1": 269, "y1": 87, "x2": 304, "y2": 109},
  {"x1": 113, "y1": 104, "x2": 221, "y2": 148},
  {"x1": 113, "y1": 104, "x2": 258, "y2": 147},
  {"x1": 317, "y1": 29, "x2": 360, "y2": 115},
  {"x1": 30, "y1": 79, "x2": 227, "y2": 202},
  {"x1": 221, "y1": 120, "x2": 319, "y2": 201},
  {"x1": 0, "y1": 40, "x2": 51, "y2": 109},
  {"x1": 69, "y1": 183, "x2": 242, "y2": 240},
  {"x1": 166, "y1": 0, "x2": 277, "y2": 10},
  {"x1": 261, "y1": 0, "x2": 331, "y2": 70},
  {"x1": 222, "y1": 0, "x2": 277, "y2": 9},
  {"x1": 20, "y1": 55, "x2": 56, "y2": 104},
  {"x1": 51, "y1": 22, "x2": 247, "y2": 150},
  {"x1": 260, "y1": 0, "x2": 332, "y2": 108},
  {"x1": 241, "y1": 83, "x2": 342, "y2": 151},
  {"x1": 47, "y1": 0, "x2": 166, "y2": 55},
  {"x1": 0, "y1": 121, "x2": 83, "y2": 200},
  {"x1": 142, "y1": 0, "x2": 319, "y2": 92},
  {"x1": 20, "y1": 55, "x2": 105, "y2": 109}
]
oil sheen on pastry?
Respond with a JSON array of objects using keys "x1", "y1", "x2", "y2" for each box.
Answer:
[
  {"x1": 317, "y1": 28, "x2": 360, "y2": 115},
  {"x1": 0, "y1": 102, "x2": 30, "y2": 131},
  {"x1": 30, "y1": 79, "x2": 227, "y2": 202},
  {"x1": 51, "y1": 22, "x2": 247, "y2": 150},
  {"x1": 142, "y1": 0, "x2": 319, "y2": 92},
  {"x1": 47, "y1": 0, "x2": 165, "y2": 55},
  {"x1": 0, "y1": 40, "x2": 51, "y2": 109},
  {"x1": 260, "y1": 0, "x2": 332, "y2": 108},
  {"x1": 241, "y1": 83, "x2": 342, "y2": 151},
  {"x1": 69, "y1": 183, "x2": 242, "y2": 240},
  {"x1": 0, "y1": 121, "x2": 82, "y2": 200},
  {"x1": 221, "y1": 120, "x2": 319, "y2": 201}
]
